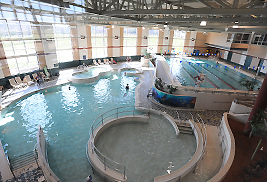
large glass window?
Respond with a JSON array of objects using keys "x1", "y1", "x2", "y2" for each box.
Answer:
[
  {"x1": 91, "y1": 26, "x2": 107, "y2": 58},
  {"x1": 1, "y1": 20, "x2": 39, "y2": 75},
  {"x1": 123, "y1": 28, "x2": 137, "y2": 56},
  {"x1": 172, "y1": 30, "x2": 186, "y2": 54},
  {"x1": 54, "y1": 24, "x2": 73, "y2": 62},
  {"x1": 148, "y1": 30, "x2": 159, "y2": 53}
]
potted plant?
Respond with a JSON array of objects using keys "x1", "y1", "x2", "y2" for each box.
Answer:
[
  {"x1": 155, "y1": 78, "x2": 164, "y2": 90},
  {"x1": 167, "y1": 84, "x2": 177, "y2": 94},
  {"x1": 249, "y1": 108, "x2": 267, "y2": 161},
  {"x1": 239, "y1": 78, "x2": 257, "y2": 91}
]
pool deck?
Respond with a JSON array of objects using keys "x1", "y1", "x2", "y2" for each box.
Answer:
[{"x1": 0, "y1": 59, "x2": 247, "y2": 181}]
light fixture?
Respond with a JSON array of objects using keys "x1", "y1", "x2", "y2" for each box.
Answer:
[
  {"x1": 164, "y1": 23, "x2": 168, "y2": 28},
  {"x1": 142, "y1": 27, "x2": 145, "y2": 29},
  {"x1": 112, "y1": 25, "x2": 114, "y2": 28},
  {"x1": 233, "y1": 25, "x2": 239, "y2": 28},
  {"x1": 200, "y1": 21, "x2": 206, "y2": 26},
  {"x1": 235, "y1": 21, "x2": 239, "y2": 24}
]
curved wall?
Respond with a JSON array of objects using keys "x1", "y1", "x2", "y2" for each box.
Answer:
[
  {"x1": 208, "y1": 113, "x2": 235, "y2": 182},
  {"x1": 152, "y1": 87, "x2": 196, "y2": 108}
]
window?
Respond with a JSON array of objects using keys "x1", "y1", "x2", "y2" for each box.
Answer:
[
  {"x1": 123, "y1": 28, "x2": 137, "y2": 56},
  {"x1": 228, "y1": 33, "x2": 251, "y2": 44},
  {"x1": 148, "y1": 30, "x2": 159, "y2": 53},
  {"x1": 91, "y1": 26, "x2": 107, "y2": 58},
  {"x1": 54, "y1": 24, "x2": 73, "y2": 62},
  {"x1": 172, "y1": 30, "x2": 186, "y2": 54},
  {"x1": 252, "y1": 34, "x2": 267, "y2": 46},
  {"x1": 1, "y1": 20, "x2": 39, "y2": 75}
]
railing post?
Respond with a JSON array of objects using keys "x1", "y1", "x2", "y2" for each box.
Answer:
[
  {"x1": 104, "y1": 157, "x2": 106, "y2": 170},
  {"x1": 123, "y1": 166, "x2": 126, "y2": 179},
  {"x1": 101, "y1": 115, "x2": 103, "y2": 125},
  {"x1": 117, "y1": 108, "x2": 118, "y2": 119},
  {"x1": 133, "y1": 107, "x2": 135, "y2": 116},
  {"x1": 34, "y1": 148, "x2": 40, "y2": 169}
]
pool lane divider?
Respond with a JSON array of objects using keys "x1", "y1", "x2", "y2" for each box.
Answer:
[
  {"x1": 198, "y1": 65, "x2": 236, "y2": 90},
  {"x1": 185, "y1": 63, "x2": 219, "y2": 89}
]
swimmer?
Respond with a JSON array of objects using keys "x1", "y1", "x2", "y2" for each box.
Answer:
[
  {"x1": 123, "y1": 93, "x2": 127, "y2": 97},
  {"x1": 125, "y1": 84, "x2": 129, "y2": 90},
  {"x1": 69, "y1": 86, "x2": 71, "y2": 90}
]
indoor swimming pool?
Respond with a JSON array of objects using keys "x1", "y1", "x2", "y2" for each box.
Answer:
[
  {"x1": 95, "y1": 112, "x2": 196, "y2": 181},
  {"x1": 0, "y1": 69, "x2": 196, "y2": 182},
  {"x1": 166, "y1": 57, "x2": 262, "y2": 90}
]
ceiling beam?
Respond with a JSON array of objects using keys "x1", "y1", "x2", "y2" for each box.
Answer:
[
  {"x1": 140, "y1": 17, "x2": 267, "y2": 23},
  {"x1": 213, "y1": 0, "x2": 232, "y2": 8},
  {"x1": 102, "y1": 8, "x2": 267, "y2": 15},
  {"x1": 239, "y1": 0, "x2": 263, "y2": 8},
  {"x1": 197, "y1": 0, "x2": 214, "y2": 8}
]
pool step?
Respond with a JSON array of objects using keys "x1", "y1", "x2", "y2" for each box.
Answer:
[{"x1": 177, "y1": 123, "x2": 194, "y2": 135}]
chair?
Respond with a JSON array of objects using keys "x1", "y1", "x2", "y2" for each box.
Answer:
[
  {"x1": 15, "y1": 77, "x2": 27, "y2": 87},
  {"x1": 93, "y1": 60, "x2": 98, "y2": 66},
  {"x1": 9, "y1": 78, "x2": 21, "y2": 89},
  {"x1": 40, "y1": 72, "x2": 50, "y2": 81},
  {"x1": 32, "y1": 73, "x2": 38, "y2": 81},
  {"x1": 98, "y1": 59, "x2": 103, "y2": 65},
  {"x1": 24, "y1": 75, "x2": 35, "y2": 86}
]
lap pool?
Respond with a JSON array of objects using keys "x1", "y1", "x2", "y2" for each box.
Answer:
[
  {"x1": 166, "y1": 57, "x2": 262, "y2": 90},
  {"x1": 0, "y1": 70, "x2": 196, "y2": 182}
]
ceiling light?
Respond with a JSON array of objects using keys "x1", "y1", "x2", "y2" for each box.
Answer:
[
  {"x1": 164, "y1": 23, "x2": 168, "y2": 28},
  {"x1": 235, "y1": 21, "x2": 238, "y2": 24},
  {"x1": 251, "y1": 15, "x2": 257, "y2": 18},
  {"x1": 233, "y1": 25, "x2": 239, "y2": 28},
  {"x1": 112, "y1": 25, "x2": 114, "y2": 28},
  {"x1": 200, "y1": 21, "x2": 206, "y2": 26},
  {"x1": 142, "y1": 27, "x2": 145, "y2": 29}
]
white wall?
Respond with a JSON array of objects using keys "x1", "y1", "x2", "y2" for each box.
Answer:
[{"x1": 205, "y1": 32, "x2": 231, "y2": 49}]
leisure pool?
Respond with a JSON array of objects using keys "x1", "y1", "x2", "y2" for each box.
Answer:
[{"x1": 0, "y1": 69, "x2": 196, "y2": 182}]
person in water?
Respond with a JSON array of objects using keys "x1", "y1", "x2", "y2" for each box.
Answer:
[{"x1": 126, "y1": 84, "x2": 129, "y2": 90}]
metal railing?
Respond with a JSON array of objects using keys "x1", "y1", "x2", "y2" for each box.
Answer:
[
  {"x1": 88, "y1": 106, "x2": 150, "y2": 179},
  {"x1": 171, "y1": 111, "x2": 207, "y2": 180}
]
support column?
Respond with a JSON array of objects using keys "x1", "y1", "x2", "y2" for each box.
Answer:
[
  {"x1": 32, "y1": 24, "x2": 46, "y2": 70},
  {"x1": 168, "y1": 30, "x2": 174, "y2": 53},
  {"x1": 137, "y1": 27, "x2": 142, "y2": 55},
  {"x1": 107, "y1": 25, "x2": 113, "y2": 57},
  {"x1": 70, "y1": 24, "x2": 80, "y2": 60},
  {"x1": 86, "y1": 25, "x2": 92, "y2": 59},
  {"x1": 158, "y1": 30, "x2": 164, "y2": 54},
  {"x1": 120, "y1": 27, "x2": 123, "y2": 57},
  {"x1": 244, "y1": 74, "x2": 267, "y2": 132},
  {"x1": 0, "y1": 40, "x2": 11, "y2": 77}
]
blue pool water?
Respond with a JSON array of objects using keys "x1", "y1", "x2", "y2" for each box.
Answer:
[
  {"x1": 166, "y1": 57, "x2": 262, "y2": 90},
  {"x1": 0, "y1": 71, "x2": 137, "y2": 182},
  {"x1": 0, "y1": 69, "x2": 196, "y2": 182}
]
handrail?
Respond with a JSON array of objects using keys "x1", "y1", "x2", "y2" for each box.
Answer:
[{"x1": 88, "y1": 106, "x2": 150, "y2": 180}]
